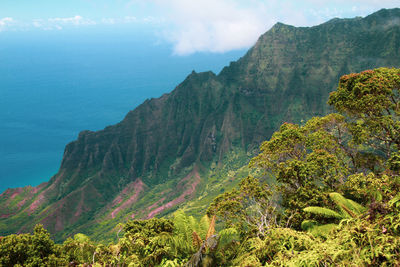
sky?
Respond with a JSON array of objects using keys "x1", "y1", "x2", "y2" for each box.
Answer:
[{"x1": 0, "y1": 0, "x2": 399, "y2": 55}]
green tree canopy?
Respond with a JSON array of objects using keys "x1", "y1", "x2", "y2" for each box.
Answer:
[{"x1": 329, "y1": 68, "x2": 400, "y2": 158}]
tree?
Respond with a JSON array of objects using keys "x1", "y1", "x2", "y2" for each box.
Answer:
[
  {"x1": 207, "y1": 176, "x2": 275, "y2": 238},
  {"x1": 328, "y1": 68, "x2": 400, "y2": 159},
  {"x1": 61, "y1": 233, "x2": 97, "y2": 265},
  {"x1": 0, "y1": 224, "x2": 66, "y2": 266},
  {"x1": 119, "y1": 218, "x2": 175, "y2": 266},
  {"x1": 249, "y1": 114, "x2": 354, "y2": 228}
]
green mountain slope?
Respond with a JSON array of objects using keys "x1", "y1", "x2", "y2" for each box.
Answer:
[{"x1": 1, "y1": 8, "x2": 400, "y2": 241}]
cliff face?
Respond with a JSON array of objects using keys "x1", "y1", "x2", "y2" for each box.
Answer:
[{"x1": 1, "y1": 8, "x2": 400, "y2": 240}]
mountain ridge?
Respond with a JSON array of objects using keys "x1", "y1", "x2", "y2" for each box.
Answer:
[{"x1": 1, "y1": 8, "x2": 400, "y2": 241}]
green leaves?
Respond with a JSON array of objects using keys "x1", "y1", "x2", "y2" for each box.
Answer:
[
  {"x1": 249, "y1": 113, "x2": 353, "y2": 228},
  {"x1": 62, "y1": 234, "x2": 96, "y2": 265},
  {"x1": 0, "y1": 224, "x2": 66, "y2": 266},
  {"x1": 388, "y1": 193, "x2": 400, "y2": 208},
  {"x1": 328, "y1": 192, "x2": 365, "y2": 217},
  {"x1": 5, "y1": 67, "x2": 400, "y2": 266},
  {"x1": 304, "y1": 192, "x2": 365, "y2": 220},
  {"x1": 329, "y1": 69, "x2": 400, "y2": 116},
  {"x1": 329, "y1": 68, "x2": 400, "y2": 157},
  {"x1": 119, "y1": 218, "x2": 175, "y2": 266},
  {"x1": 208, "y1": 176, "x2": 275, "y2": 238},
  {"x1": 303, "y1": 207, "x2": 343, "y2": 219},
  {"x1": 252, "y1": 113, "x2": 350, "y2": 190},
  {"x1": 169, "y1": 210, "x2": 207, "y2": 258},
  {"x1": 302, "y1": 192, "x2": 366, "y2": 238}
]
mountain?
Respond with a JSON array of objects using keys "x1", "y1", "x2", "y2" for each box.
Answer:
[{"x1": 1, "y1": 8, "x2": 400, "y2": 241}]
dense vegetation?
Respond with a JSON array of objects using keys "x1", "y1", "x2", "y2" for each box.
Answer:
[
  {"x1": 2, "y1": 9, "x2": 399, "y2": 241},
  {"x1": 2, "y1": 68, "x2": 400, "y2": 266}
]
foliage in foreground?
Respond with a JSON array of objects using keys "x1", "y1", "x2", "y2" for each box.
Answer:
[{"x1": 2, "y1": 68, "x2": 400, "y2": 266}]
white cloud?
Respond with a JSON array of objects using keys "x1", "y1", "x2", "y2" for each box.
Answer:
[
  {"x1": 0, "y1": 17, "x2": 13, "y2": 26},
  {"x1": 102, "y1": 18, "x2": 117, "y2": 25},
  {"x1": 149, "y1": 0, "x2": 400, "y2": 55},
  {"x1": 297, "y1": 0, "x2": 400, "y2": 23},
  {"x1": 0, "y1": 17, "x2": 14, "y2": 31},
  {"x1": 101, "y1": 16, "x2": 138, "y2": 25},
  {"x1": 29, "y1": 15, "x2": 97, "y2": 30},
  {"x1": 32, "y1": 20, "x2": 43, "y2": 28},
  {"x1": 99, "y1": 15, "x2": 163, "y2": 26},
  {"x1": 304, "y1": 0, "x2": 399, "y2": 6},
  {"x1": 48, "y1": 15, "x2": 96, "y2": 26},
  {"x1": 155, "y1": 0, "x2": 274, "y2": 55},
  {"x1": 0, "y1": 14, "x2": 155, "y2": 32},
  {"x1": 124, "y1": 16, "x2": 137, "y2": 23},
  {"x1": 1, "y1": 0, "x2": 399, "y2": 54}
]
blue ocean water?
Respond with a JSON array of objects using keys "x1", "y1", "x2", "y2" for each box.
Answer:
[{"x1": 0, "y1": 28, "x2": 246, "y2": 192}]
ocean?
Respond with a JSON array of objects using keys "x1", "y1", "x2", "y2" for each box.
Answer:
[{"x1": 0, "y1": 27, "x2": 246, "y2": 192}]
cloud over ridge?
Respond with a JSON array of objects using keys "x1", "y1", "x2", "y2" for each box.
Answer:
[
  {"x1": 157, "y1": 0, "x2": 273, "y2": 55},
  {"x1": 152, "y1": 0, "x2": 400, "y2": 55}
]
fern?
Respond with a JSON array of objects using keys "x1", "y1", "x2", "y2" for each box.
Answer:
[
  {"x1": 303, "y1": 207, "x2": 343, "y2": 219},
  {"x1": 198, "y1": 215, "x2": 210, "y2": 238},
  {"x1": 301, "y1": 220, "x2": 318, "y2": 231},
  {"x1": 159, "y1": 258, "x2": 183, "y2": 267},
  {"x1": 303, "y1": 193, "x2": 366, "y2": 237},
  {"x1": 170, "y1": 211, "x2": 197, "y2": 256},
  {"x1": 329, "y1": 192, "x2": 365, "y2": 218},
  {"x1": 170, "y1": 210, "x2": 217, "y2": 261},
  {"x1": 218, "y1": 228, "x2": 239, "y2": 248},
  {"x1": 205, "y1": 215, "x2": 216, "y2": 240},
  {"x1": 304, "y1": 193, "x2": 365, "y2": 220},
  {"x1": 185, "y1": 214, "x2": 237, "y2": 266},
  {"x1": 192, "y1": 232, "x2": 202, "y2": 250},
  {"x1": 345, "y1": 198, "x2": 366, "y2": 215},
  {"x1": 308, "y1": 223, "x2": 337, "y2": 238},
  {"x1": 388, "y1": 193, "x2": 400, "y2": 208}
]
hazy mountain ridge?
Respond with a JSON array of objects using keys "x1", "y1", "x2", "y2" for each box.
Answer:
[{"x1": 1, "y1": 8, "x2": 399, "y2": 241}]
